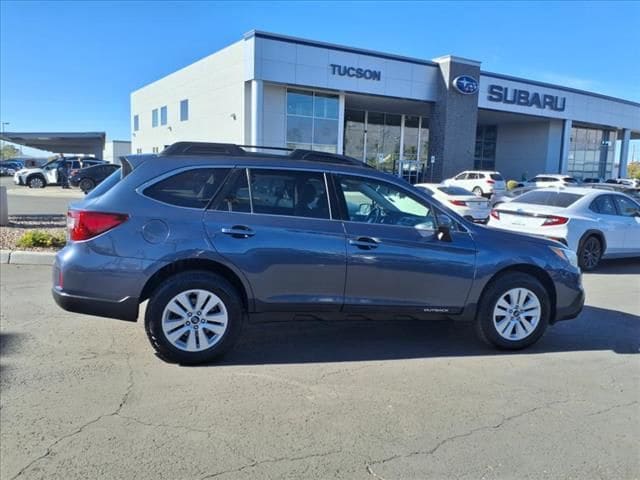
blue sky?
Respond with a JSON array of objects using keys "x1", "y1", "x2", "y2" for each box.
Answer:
[{"x1": 1, "y1": 0, "x2": 639, "y2": 155}]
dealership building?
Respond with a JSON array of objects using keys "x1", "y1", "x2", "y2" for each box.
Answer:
[{"x1": 131, "y1": 30, "x2": 640, "y2": 182}]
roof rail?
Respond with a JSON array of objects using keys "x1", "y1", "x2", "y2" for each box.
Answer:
[
  {"x1": 161, "y1": 142, "x2": 246, "y2": 156},
  {"x1": 160, "y1": 141, "x2": 369, "y2": 167}
]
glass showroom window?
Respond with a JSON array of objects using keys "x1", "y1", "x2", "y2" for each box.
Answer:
[
  {"x1": 474, "y1": 125, "x2": 497, "y2": 170},
  {"x1": 286, "y1": 89, "x2": 339, "y2": 153},
  {"x1": 133, "y1": 115, "x2": 139, "y2": 132},
  {"x1": 180, "y1": 99, "x2": 189, "y2": 121},
  {"x1": 152, "y1": 109, "x2": 158, "y2": 128},
  {"x1": 160, "y1": 106, "x2": 167, "y2": 126}
]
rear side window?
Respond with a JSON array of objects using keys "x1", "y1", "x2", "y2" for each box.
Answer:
[
  {"x1": 143, "y1": 168, "x2": 229, "y2": 209},
  {"x1": 563, "y1": 177, "x2": 578, "y2": 184},
  {"x1": 490, "y1": 173, "x2": 503, "y2": 181},
  {"x1": 515, "y1": 191, "x2": 583, "y2": 208},
  {"x1": 589, "y1": 195, "x2": 617, "y2": 215},
  {"x1": 250, "y1": 169, "x2": 329, "y2": 219}
]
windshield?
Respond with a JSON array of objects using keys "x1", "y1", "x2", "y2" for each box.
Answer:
[
  {"x1": 490, "y1": 173, "x2": 503, "y2": 181},
  {"x1": 514, "y1": 190, "x2": 583, "y2": 208},
  {"x1": 438, "y1": 186, "x2": 473, "y2": 196}
]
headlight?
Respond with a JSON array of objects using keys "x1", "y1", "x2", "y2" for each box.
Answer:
[{"x1": 549, "y1": 246, "x2": 579, "y2": 269}]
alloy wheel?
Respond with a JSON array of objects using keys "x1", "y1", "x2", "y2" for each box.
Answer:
[
  {"x1": 581, "y1": 237, "x2": 601, "y2": 270},
  {"x1": 161, "y1": 289, "x2": 228, "y2": 352},
  {"x1": 492, "y1": 288, "x2": 541, "y2": 341}
]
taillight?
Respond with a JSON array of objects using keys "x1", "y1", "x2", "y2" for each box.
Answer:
[
  {"x1": 486, "y1": 179, "x2": 495, "y2": 184},
  {"x1": 449, "y1": 199, "x2": 467, "y2": 206},
  {"x1": 490, "y1": 209, "x2": 500, "y2": 220},
  {"x1": 68, "y1": 210, "x2": 129, "y2": 241},
  {"x1": 542, "y1": 215, "x2": 569, "y2": 227}
]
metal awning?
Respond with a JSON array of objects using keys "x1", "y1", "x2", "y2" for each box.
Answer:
[{"x1": 0, "y1": 132, "x2": 105, "y2": 157}]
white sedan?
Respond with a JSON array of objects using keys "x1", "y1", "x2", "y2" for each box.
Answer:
[
  {"x1": 416, "y1": 183, "x2": 491, "y2": 222},
  {"x1": 487, "y1": 187, "x2": 640, "y2": 270}
]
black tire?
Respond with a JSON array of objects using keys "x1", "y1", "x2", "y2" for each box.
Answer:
[
  {"x1": 145, "y1": 271, "x2": 244, "y2": 364},
  {"x1": 475, "y1": 272, "x2": 550, "y2": 350},
  {"x1": 79, "y1": 178, "x2": 95, "y2": 193},
  {"x1": 472, "y1": 186, "x2": 483, "y2": 196},
  {"x1": 28, "y1": 175, "x2": 46, "y2": 188},
  {"x1": 578, "y1": 235, "x2": 602, "y2": 271}
]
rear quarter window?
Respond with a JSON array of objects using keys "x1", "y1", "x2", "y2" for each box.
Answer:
[
  {"x1": 490, "y1": 173, "x2": 503, "y2": 181},
  {"x1": 438, "y1": 186, "x2": 472, "y2": 195},
  {"x1": 143, "y1": 168, "x2": 230, "y2": 209},
  {"x1": 515, "y1": 191, "x2": 583, "y2": 208}
]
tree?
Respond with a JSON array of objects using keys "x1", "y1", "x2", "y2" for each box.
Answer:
[
  {"x1": 628, "y1": 162, "x2": 640, "y2": 180},
  {"x1": 1, "y1": 144, "x2": 20, "y2": 160}
]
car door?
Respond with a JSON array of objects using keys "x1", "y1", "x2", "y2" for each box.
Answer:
[
  {"x1": 203, "y1": 167, "x2": 347, "y2": 312},
  {"x1": 45, "y1": 162, "x2": 59, "y2": 183},
  {"x1": 589, "y1": 194, "x2": 627, "y2": 254},
  {"x1": 332, "y1": 173, "x2": 477, "y2": 313},
  {"x1": 612, "y1": 195, "x2": 640, "y2": 253}
]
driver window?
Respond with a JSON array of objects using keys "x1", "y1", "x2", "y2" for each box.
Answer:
[{"x1": 337, "y1": 175, "x2": 435, "y2": 228}]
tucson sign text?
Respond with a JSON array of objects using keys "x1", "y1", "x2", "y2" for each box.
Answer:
[{"x1": 330, "y1": 64, "x2": 381, "y2": 81}]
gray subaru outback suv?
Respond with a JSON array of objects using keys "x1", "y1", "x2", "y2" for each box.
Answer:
[{"x1": 53, "y1": 142, "x2": 584, "y2": 364}]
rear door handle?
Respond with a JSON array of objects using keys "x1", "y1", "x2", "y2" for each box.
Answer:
[
  {"x1": 221, "y1": 225, "x2": 255, "y2": 238},
  {"x1": 349, "y1": 236, "x2": 379, "y2": 250}
]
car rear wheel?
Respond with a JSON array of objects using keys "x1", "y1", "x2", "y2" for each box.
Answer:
[
  {"x1": 145, "y1": 271, "x2": 243, "y2": 364},
  {"x1": 28, "y1": 176, "x2": 45, "y2": 188},
  {"x1": 79, "y1": 178, "x2": 95, "y2": 193},
  {"x1": 475, "y1": 272, "x2": 550, "y2": 350},
  {"x1": 578, "y1": 235, "x2": 602, "y2": 271},
  {"x1": 472, "y1": 186, "x2": 483, "y2": 196}
]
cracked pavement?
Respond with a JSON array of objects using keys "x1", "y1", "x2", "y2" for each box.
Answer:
[{"x1": 1, "y1": 261, "x2": 639, "y2": 479}]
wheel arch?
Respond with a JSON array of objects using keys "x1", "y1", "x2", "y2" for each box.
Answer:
[
  {"x1": 26, "y1": 173, "x2": 46, "y2": 185},
  {"x1": 578, "y1": 229, "x2": 607, "y2": 255},
  {"x1": 140, "y1": 258, "x2": 251, "y2": 311},
  {"x1": 478, "y1": 264, "x2": 557, "y2": 323}
]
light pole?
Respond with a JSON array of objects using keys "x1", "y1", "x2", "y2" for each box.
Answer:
[{"x1": 0, "y1": 122, "x2": 9, "y2": 161}]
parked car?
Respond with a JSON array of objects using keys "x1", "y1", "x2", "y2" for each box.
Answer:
[
  {"x1": 524, "y1": 174, "x2": 579, "y2": 188},
  {"x1": 444, "y1": 170, "x2": 506, "y2": 197},
  {"x1": 70, "y1": 163, "x2": 121, "y2": 193},
  {"x1": 490, "y1": 185, "x2": 541, "y2": 208},
  {"x1": 415, "y1": 183, "x2": 490, "y2": 222},
  {"x1": 487, "y1": 187, "x2": 640, "y2": 270},
  {"x1": 0, "y1": 160, "x2": 24, "y2": 176},
  {"x1": 14, "y1": 157, "x2": 103, "y2": 188},
  {"x1": 582, "y1": 178, "x2": 602, "y2": 184},
  {"x1": 52, "y1": 142, "x2": 584, "y2": 364},
  {"x1": 605, "y1": 178, "x2": 640, "y2": 188}
]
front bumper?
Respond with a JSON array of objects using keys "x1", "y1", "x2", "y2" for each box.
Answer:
[
  {"x1": 52, "y1": 287, "x2": 139, "y2": 321},
  {"x1": 554, "y1": 287, "x2": 585, "y2": 322}
]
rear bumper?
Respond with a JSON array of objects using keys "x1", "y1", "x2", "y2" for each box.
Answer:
[{"x1": 52, "y1": 288, "x2": 139, "y2": 321}]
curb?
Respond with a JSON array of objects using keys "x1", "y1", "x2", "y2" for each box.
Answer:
[{"x1": 1, "y1": 250, "x2": 56, "y2": 265}]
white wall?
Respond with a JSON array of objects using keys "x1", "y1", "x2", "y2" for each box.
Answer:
[
  {"x1": 248, "y1": 35, "x2": 440, "y2": 102},
  {"x1": 261, "y1": 83, "x2": 287, "y2": 148},
  {"x1": 103, "y1": 141, "x2": 131, "y2": 164},
  {"x1": 131, "y1": 41, "x2": 246, "y2": 153},
  {"x1": 494, "y1": 121, "x2": 564, "y2": 181}
]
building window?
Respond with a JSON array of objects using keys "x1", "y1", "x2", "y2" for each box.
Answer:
[
  {"x1": 160, "y1": 106, "x2": 167, "y2": 126},
  {"x1": 180, "y1": 99, "x2": 189, "y2": 121},
  {"x1": 152, "y1": 147, "x2": 159, "y2": 153},
  {"x1": 133, "y1": 115, "x2": 139, "y2": 132},
  {"x1": 567, "y1": 127, "x2": 616, "y2": 180},
  {"x1": 136, "y1": 148, "x2": 142, "y2": 154},
  {"x1": 152, "y1": 109, "x2": 158, "y2": 128},
  {"x1": 474, "y1": 125, "x2": 497, "y2": 170},
  {"x1": 286, "y1": 89, "x2": 339, "y2": 153}
]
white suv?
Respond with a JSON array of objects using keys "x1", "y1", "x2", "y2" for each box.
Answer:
[
  {"x1": 14, "y1": 158, "x2": 102, "y2": 188},
  {"x1": 525, "y1": 174, "x2": 579, "y2": 188},
  {"x1": 444, "y1": 170, "x2": 506, "y2": 197}
]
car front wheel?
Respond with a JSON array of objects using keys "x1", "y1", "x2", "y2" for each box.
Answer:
[
  {"x1": 145, "y1": 271, "x2": 243, "y2": 364},
  {"x1": 475, "y1": 272, "x2": 550, "y2": 350},
  {"x1": 28, "y1": 176, "x2": 45, "y2": 188}
]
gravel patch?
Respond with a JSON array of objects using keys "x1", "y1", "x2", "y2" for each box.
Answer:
[{"x1": 0, "y1": 214, "x2": 66, "y2": 251}]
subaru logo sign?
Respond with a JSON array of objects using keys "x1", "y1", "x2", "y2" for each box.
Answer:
[{"x1": 453, "y1": 75, "x2": 478, "y2": 95}]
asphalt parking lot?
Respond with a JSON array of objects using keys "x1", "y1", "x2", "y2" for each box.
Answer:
[
  {"x1": 1, "y1": 176, "x2": 82, "y2": 215},
  {"x1": 1, "y1": 260, "x2": 638, "y2": 480}
]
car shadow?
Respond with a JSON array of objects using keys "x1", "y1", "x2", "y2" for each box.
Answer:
[
  {"x1": 188, "y1": 305, "x2": 639, "y2": 367},
  {"x1": 0, "y1": 332, "x2": 23, "y2": 375},
  {"x1": 587, "y1": 258, "x2": 640, "y2": 275}
]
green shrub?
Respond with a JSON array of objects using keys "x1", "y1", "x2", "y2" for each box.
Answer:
[
  {"x1": 507, "y1": 180, "x2": 520, "y2": 191},
  {"x1": 17, "y1": 231, "x2": 66, "y2": 249}
]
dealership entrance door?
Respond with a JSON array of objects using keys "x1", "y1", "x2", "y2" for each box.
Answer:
[{"x1": 343, "y1": 94, "x2": 432, "y2": 184}]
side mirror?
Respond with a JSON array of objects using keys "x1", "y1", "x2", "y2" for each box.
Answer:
[{"x1": 437, "y1": 215, "x2": 454, "y2": 242}]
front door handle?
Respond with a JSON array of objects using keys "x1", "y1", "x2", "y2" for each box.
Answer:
[
  {"x1": 221, "y1": 225, "x2": 255, "y2": 238},
  {"x1": 349, "y1": 236, "x2": 379, "y2": 250}
]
